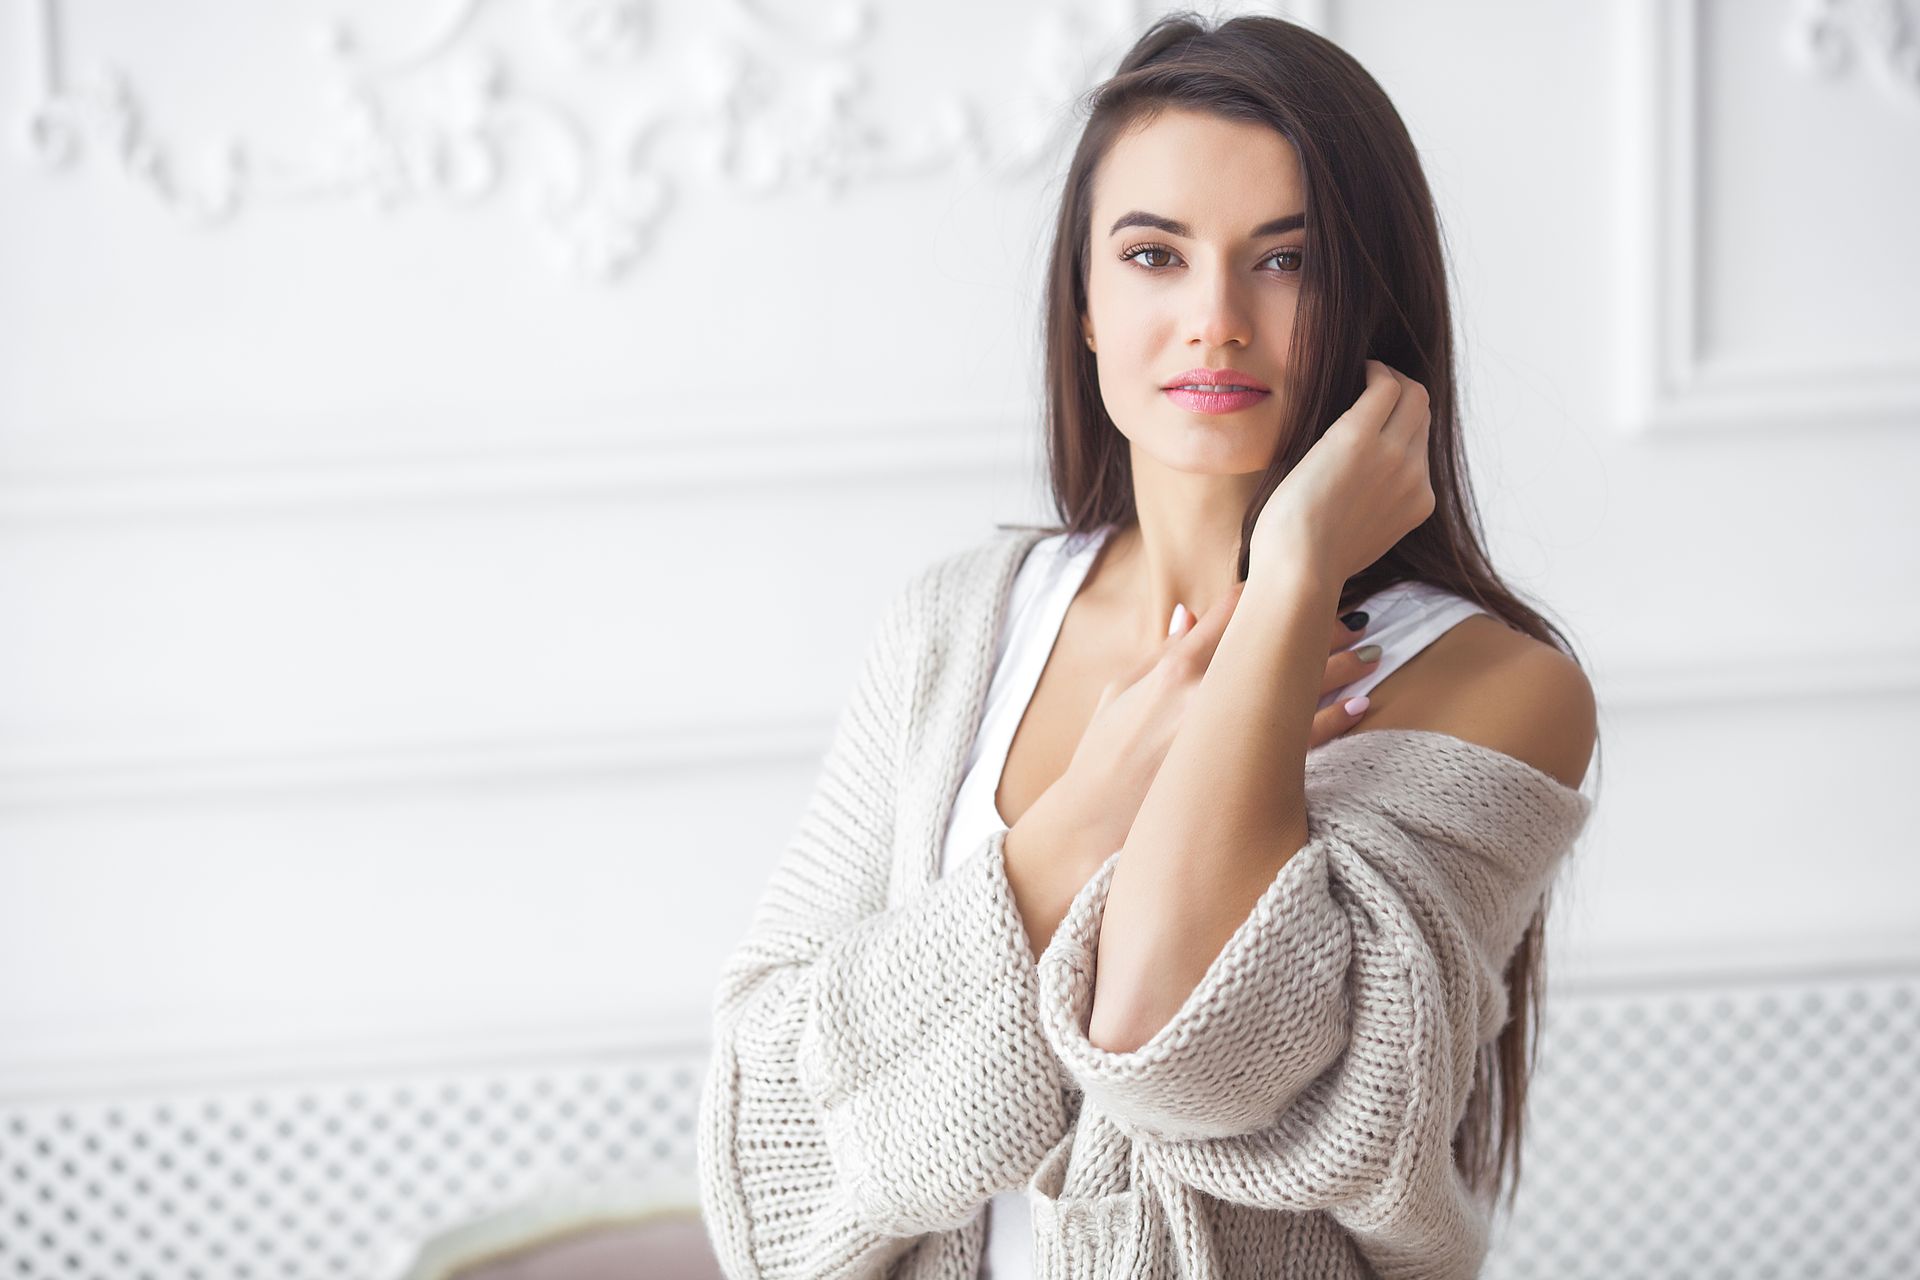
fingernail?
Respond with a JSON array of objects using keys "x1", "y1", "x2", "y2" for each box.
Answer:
[
  {"x1": 1343, "y1": 694, "x2": 1370, "y2": 717},
  {"x1": 1168, "y1": 602, "x2": 1191, "y2": 637},
  {"x1": 1354, "y1": 643, "x2": 1382, "y2": 664},
  {"x1": 1340, "y1": 610, "x2": 1369, "y2": 632}
]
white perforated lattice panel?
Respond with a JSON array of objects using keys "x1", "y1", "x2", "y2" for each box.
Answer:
[
  {"x1": 5, "y1": 973, "x2": 1917, "y2": 1278},
  {"x1": 0, "y1": 1050, "x2": 707, "y2": 1280},
  {"x1": 1486, "y1": 970, "x2": 1920, "y2": 1278}
]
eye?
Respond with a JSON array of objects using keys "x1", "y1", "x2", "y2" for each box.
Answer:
[
  {"x1": 1260, "y1": 247, "x2": 1304, "y2": 274},
  {"x1": 1119, "y1": 242, "x2": 1180, "y2": 270}
]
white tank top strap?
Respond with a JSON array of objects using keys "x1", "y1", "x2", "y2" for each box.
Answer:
[{"x1": 1316, "y1": 579, "x2": 1490, "y2": 712}]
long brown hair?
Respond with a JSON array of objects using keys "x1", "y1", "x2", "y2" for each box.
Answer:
[{"x1": 1006, "y1": 11, "x2": 1604, "y2": 1216}]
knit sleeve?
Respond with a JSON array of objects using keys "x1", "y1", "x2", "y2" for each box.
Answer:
[
  {"x1": 1032, "y1": 730, "x2": 1592, "y2": 1257},
  {"x1": 697, "y1": 568, "x2": 1071, "y2": 1279}
]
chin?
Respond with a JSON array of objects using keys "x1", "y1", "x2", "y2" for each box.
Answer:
[{"x1": 1138, "y1": 422, "x2": 1278, "y2": 474}]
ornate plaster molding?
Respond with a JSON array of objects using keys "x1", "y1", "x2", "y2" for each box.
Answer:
[
  {"x1": 1787, "y1": 0, "x2": 1920, "y2": 100},
  {"x1": 18, "y1": 0, "x2": 1155, "y2": 280}
]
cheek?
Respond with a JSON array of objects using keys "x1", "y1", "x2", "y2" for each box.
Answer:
[
  {"x1": 1092, "y1": 272, "x2": 1161, "y2": 332},
  {"x1": 1267, "y1": 289, "x2": 1302, "y2": 337}
]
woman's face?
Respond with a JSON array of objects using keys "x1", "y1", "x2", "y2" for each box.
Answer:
[{"x1": 1082, "y1": 107, "x2": 1307, "y2": 476}]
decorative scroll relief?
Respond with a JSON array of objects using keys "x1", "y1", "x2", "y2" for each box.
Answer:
[
  {"x1": 1787, "y1": 0, "x2": 1920, "y2": 100},
  {"x1": 16, "y1": 0, "x2": 1153, "y2": 282}
]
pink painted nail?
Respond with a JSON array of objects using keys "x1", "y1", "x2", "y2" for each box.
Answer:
[
  {"x1": 1168, "y1": 602, "x2": 1192, "y2": 637},
  {"x1": 1343, "y1": 694, "x2": 1370, "y2": 717}
]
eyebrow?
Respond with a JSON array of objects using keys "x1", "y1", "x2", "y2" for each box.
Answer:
[{"x1": 1107, "y1": 210, "x2": 1306, "y2": 238}]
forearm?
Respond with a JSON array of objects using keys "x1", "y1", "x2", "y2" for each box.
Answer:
[
  {"x1": 1088, "y1": 568, "x2": 1343, "y2": 1051},
  {"x1": 1002, "y1": 792, "x2": 1115, "y2": 960}
]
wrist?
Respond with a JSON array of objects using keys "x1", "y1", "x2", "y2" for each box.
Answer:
[{"x1": 1240, "y1": 559, "x2": 1343, "y2": 619}]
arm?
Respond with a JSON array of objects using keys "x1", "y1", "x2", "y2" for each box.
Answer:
[
  {"x1": 1032, "y1": 726, "x2": 1595, "y2": 1273},
  {"x1": 1091, "y1": 592, "x2": 1597, "y2": 1054},
  {"x1": 697, "y1": 572, "x2": 1071, "y2": 1278},
  {"x1": 1087, "y1": 566, "x2": 1338, "y2": 1053}
]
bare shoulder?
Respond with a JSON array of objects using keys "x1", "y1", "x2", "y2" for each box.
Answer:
[{"x1": 1357, "y1": 613, "x2": 1597, "y2": 790}]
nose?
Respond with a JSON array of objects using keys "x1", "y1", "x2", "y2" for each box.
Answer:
[{"x1": 1185, "y1": 261, "x2": 1253, "y2": 350}]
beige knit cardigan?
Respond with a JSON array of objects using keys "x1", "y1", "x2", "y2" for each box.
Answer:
[{"x1": 696, "y1": 525, "x2": 1595, "y2": 1279}]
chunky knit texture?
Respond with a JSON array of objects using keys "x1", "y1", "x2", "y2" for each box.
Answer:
[{"x1": 696, "y1": 526, "x2": 1595, "y2": 1279}]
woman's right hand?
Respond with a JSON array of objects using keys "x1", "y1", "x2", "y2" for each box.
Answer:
[{"x1": 1013, "y1": 586, "x2": 1382, "y2": 877}]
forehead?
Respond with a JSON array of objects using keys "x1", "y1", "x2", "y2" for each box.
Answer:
[{"x1": 1091, "y1": 107, "x2": 1304, "y2": 229}]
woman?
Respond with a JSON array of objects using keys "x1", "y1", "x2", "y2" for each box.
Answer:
[{"x1": 698, "y1": 12, "x2": 1599, "y2": 1279}]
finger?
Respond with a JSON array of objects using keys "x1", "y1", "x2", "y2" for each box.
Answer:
[
  {"x1": 1104, "y1": 602, "x2": 1193, "y2": 702},
  {"x1": 1319, "y1": 642, "x2": 1382, "y2": 696},
  {"x1": 1345, "y1": 359, "x2": 1403, "y2": 434},
  {"x1": 1306, "y1": 692, "x2": 1371, "y2": 749},
  {"x1": 1113, "y1": 645, "x2": 1162, "y2": 697},
  {"x1": 1166, "y1": 578, "x2": 1246, "y2": 673},
  {"x1": 1379, "y1": 368, "x2": 1430, "y2": 450},
  {"x1": 1329, "y1": 607, "x2": 1369, "y2": 651}
]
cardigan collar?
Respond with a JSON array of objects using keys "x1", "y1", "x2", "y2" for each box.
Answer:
[{"x1": 899, "y1": 526, "x2": 1053, "y2": 901}]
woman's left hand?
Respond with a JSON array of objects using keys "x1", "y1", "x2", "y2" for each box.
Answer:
[{"x1": 1248, "y1": 358, "x2": 1436, "y2": 591}]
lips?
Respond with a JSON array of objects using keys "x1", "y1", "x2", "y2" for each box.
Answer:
[
  {"x1": 1164, "y1": 385, "x2": 1270, "y2": 414},
  {"x1": 1161, "y1": 366, "x2": 1271, "y2": 392},
  {"x1": 1161, "y1": 366, "x2": 1271, "y2": 415}
]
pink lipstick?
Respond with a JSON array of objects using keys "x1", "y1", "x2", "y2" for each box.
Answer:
[{"x1": 1161, "y1": 366, "x2": 1272, "y2": 414}]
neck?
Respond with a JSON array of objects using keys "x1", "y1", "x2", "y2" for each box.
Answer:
[{"x1": 1098, "y1": 456, "x2": 1264, "y2": 650}]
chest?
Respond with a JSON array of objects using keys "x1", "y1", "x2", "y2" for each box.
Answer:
[
  {"x1": 991, "y1": 595, "x2": 1136, "y2": 829},
  {"x1": 989, "y1": 589, "x2": 1494, "y2": 830}
]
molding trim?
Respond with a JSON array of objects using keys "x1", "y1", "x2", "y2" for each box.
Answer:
[
  {"x1": 1548, "y1": 933, "x2": 1920, "y2": 997},
  {"x1": 1620, "y1": 0, "x2": 1920, "y2": 434},
  {"x1": 0, "y1": 415, "x2": 1030, "y2": 521},
  {"x1": 0, "y1": 714, "x2": 830, "y2": 809},
  {"x1": 0, "y1": 1006, "x2": 711, "y2": 1104},
  {"x1": 0, "y1": 648, "x2": 1914, "y2": 808},
  {"x1": 1589, "y1": 645, "x2": 1920, "y2": 709}
]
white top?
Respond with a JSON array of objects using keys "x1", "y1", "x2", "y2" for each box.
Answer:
[{"x1": 935, "y1": 521, "x2": 1492, "y2": 1279}]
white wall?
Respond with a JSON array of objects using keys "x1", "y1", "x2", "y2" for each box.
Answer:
[{"x1": 2, "y1": 0, "x2": 1916, "y2": 1274}]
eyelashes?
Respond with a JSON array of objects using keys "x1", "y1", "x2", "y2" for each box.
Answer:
[{"x1": 1118, "y1": 242, "x2": 1303, "y2": 275}]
